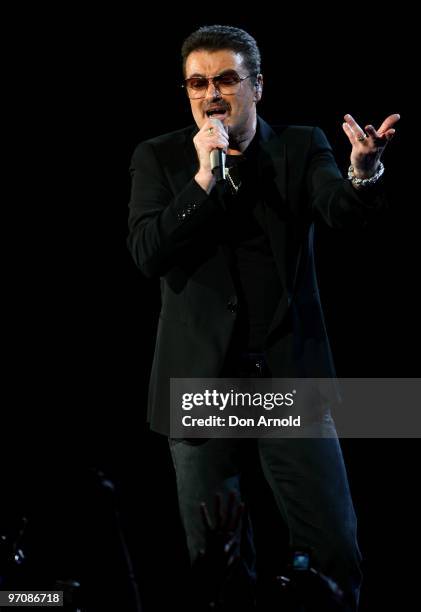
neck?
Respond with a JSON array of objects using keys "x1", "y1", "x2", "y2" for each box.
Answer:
[
  {"x1": 228, "y1": 132, "x2": 255, "y2": 155},
  {"x1": 227, "y1": 115, "x2": 257, "y2": 155},
  {"x1": 227, "y1": 142, "x2": 250, "y2": 155}
]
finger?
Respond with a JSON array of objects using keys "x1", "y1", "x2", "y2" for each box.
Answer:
[
  {"x1": 366, "y1": 125, "x2": 396, "y2": 144},
  {"x1": 205, "y1": 119, "x2": 229, "y2": 139},
  {"x1": 377, "y1": 113, "x2": 400, "y2": 135},
  {"x1": 342, "y1": 121, "x2": 360, "y2": 146},
  {"x1": 203, "y1": 127, "x2": 229, "y2": 145},
  {"x1": 200, "y1": 502, "x2": 213, "y2": 531},
  {"x1": 202, "y1": 126, "x2": 229, "y2": 143},
  {"x1": 210, "y1": 117, "x2": 229, "y2": 136},
  {"x1": 364, "y1": 124, "x2": 379, "y2": 139},
  {"x1": 201, "y1": 135, "x2": 229, "y2": 153},
  {"x1": 202, "y1": 123, "x2": 228, "y2": 140},
  {"x1": 211, "y1": 138, "x2": 229, "y2": 152},
  {"x1": 384, "y1": 128, "x2": 396, "y2": 141},
  {"x1": 344, "y1": 114, "x2": 366, "y2": 141}
]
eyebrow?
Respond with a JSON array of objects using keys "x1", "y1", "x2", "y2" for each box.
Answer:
[{"x1": 186, "y1": 69, "x2": 238, "y2": 78}]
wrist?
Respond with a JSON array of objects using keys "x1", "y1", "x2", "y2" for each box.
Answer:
[
  {"x1": 195, "y1": 170, "x2": 215, "y2": 194},
  {"x1": 348, "y1": 161, "x2": 384, "y2": 189},
  {"x1": 351, "y1": 160, "x2": 380, "y2": 179}
]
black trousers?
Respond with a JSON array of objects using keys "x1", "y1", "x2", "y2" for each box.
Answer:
[{"x1": 169, "y1": 354, "x2": 362, "y2": 611}]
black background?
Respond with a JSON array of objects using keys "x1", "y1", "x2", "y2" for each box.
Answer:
[{"x1": 3, "y1": 8, "x2": 419, "y2": 611}]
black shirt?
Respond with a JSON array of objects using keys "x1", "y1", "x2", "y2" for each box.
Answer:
[{"x1": 222, "y1": 136, "x2": 282, "y2": 353}]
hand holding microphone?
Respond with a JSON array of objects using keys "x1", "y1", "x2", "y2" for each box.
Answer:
[
  {"x1": 209, "y1": 119, "x2": 227, "y2": 182},
  {"x1": 193, "y1": 119, "x2": 228, "y2": 193}
]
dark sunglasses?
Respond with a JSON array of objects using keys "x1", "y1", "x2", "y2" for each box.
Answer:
[{"x1": 182, "y1": 70, "x2": 255, "y2": 98}]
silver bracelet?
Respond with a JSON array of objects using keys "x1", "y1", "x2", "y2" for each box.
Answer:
[{"x1": 348, "y1": 161, "x2": 384, "y2": 187}]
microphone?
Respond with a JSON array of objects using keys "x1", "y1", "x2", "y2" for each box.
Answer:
[
  {"x1": 210, "y1": 149, "x2": 226, "y2": 182},
  {"x1": 209, "y1": 119, "x2": 227, "y2": 182}
]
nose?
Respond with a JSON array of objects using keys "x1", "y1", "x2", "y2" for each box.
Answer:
[{"x1": 204, "y1": 80, "x2": 222, "y2": 99}]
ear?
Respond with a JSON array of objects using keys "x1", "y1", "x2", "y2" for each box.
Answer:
[{"x1": 254, "y1": 74, "x2": 263, "y2": 102}]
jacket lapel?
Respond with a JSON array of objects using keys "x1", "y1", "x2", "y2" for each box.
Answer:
[
  {"x1": 258, "y1": 117, "x2": 290, "y2": 296},
  {"x1": 258, "y1": 117, "x2": 288, "y2": 202}
]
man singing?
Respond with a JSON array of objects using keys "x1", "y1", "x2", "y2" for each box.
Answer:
[{"x1": 127, "y1": 24, "x2": 399, "y2": 610}]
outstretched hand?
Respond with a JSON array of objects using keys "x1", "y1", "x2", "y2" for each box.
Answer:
[
  {"x1": 192, "y1": 492, "x2": 253, "y2": 609},
  {"x1": 199, "y1": 491, "x2": 245, "y2": 571},
  {"x1": 342, "y1": 113, "x2": 400, "y2": 178}
]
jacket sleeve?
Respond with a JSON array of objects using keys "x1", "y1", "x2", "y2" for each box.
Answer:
[
  {"x1": 307, "y1": 127, "x2": 386, "y2": 228},
  {"x1": 127, "y1": 140, "x2": 223, "y2": 278}
]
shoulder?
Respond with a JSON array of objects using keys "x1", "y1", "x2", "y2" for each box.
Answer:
[
  {"x1": 258, "y1": 116, "x2": 328, "y2": 149},
  {"x1": 131, "y1": 125, "x2": 196, "y2": 160},
  {"x1": 272, "y1": 125, "x2": 328, "y2": 146}
]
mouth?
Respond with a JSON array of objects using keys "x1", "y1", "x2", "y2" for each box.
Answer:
[{"x1": 205, "y1": 106, "x2": 229, "y2": 121}]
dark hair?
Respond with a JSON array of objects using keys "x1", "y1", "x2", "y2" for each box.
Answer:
[{"x1": 181, "y1": 25, "x2": 261, "y2": 78}]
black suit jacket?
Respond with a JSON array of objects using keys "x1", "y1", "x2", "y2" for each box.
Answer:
[{"x1": 127, "y1": 116, "x2": 384, "y2": 435}]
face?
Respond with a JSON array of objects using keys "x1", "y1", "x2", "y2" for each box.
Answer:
[{"x1": 184, "y1": 49, "x2": 263, "y2": 144}]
